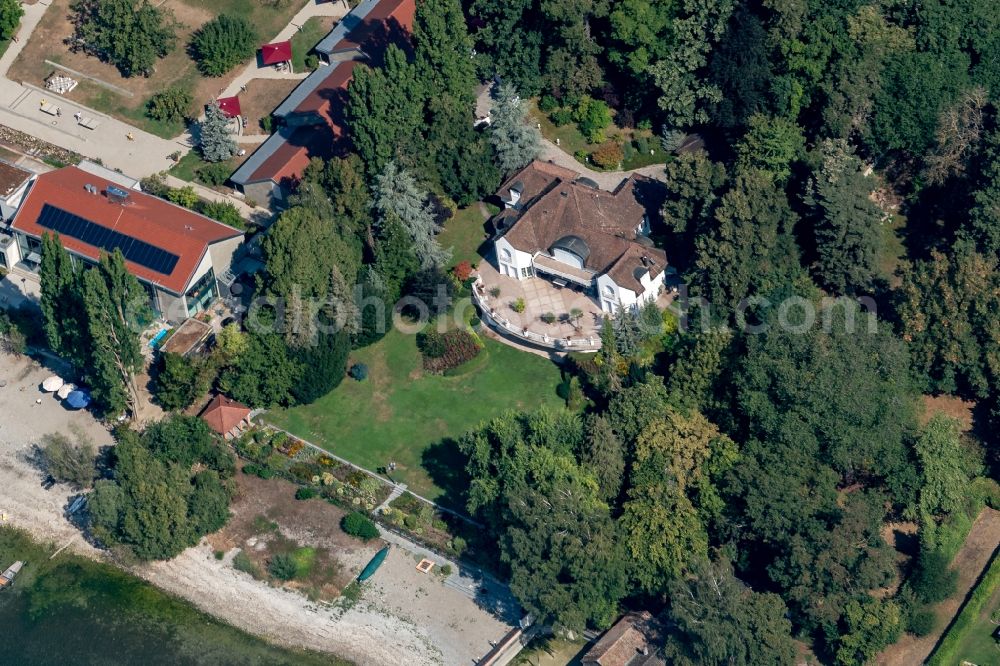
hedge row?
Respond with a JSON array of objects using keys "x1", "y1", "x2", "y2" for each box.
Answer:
[{"x1": 927, "y1": 547, "x2": 1000, "y2": 665}]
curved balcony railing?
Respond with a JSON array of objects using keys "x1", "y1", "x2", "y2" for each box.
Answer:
[{"x1": 471, "y1": 277, "x2": 601, "y2": 352}]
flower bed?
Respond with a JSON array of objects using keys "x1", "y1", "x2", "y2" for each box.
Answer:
[
  {"x1": 233, "y1": 429, "x2": 390, "y2": 511},
  {"x1": 417, "y1": 329, "x2": 483, "y2": 374}
]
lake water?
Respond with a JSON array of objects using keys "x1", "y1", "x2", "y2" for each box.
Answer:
[{"x1": 0, "y1": 529, "x2": 345, "y2": 666}]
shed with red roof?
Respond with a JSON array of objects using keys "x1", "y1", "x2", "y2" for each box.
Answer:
[
  {"x1": 260, "y1": 40, "x2": 293, "y2": 69},
  {"x1": 9, "y1": 166, "x2": 244, "y2": 323},
  {"x1": 200, "y1": 395, "x2": 253, "y2": 438},
  {"x1": 215, "y1": 96, "x2": 242, "y2": 119}
]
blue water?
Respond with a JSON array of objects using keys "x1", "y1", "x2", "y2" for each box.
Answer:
[{"x1": 148, "y1": 328, "x2": 169, "y2": 349}]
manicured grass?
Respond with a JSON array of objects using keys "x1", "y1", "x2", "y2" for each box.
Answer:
[
  {"x1": 267, "y1": 327, "x2": 564, "y2": 503},
  {"x1": 290, "y1": 16, "x2": 333, "y2": 72},
  {"x1": 76, "y1": 78, "x2": 191, "y2": 139},
  {"x1": 439, "y1": 204, "x2": 490, "y2": 267},
  {"x1": 929, "y1": 549, "x2": 1000, "y2": 665}
]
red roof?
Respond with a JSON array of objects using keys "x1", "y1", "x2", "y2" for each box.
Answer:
[
  {"x1": 260, "y1": 40, "x2": 293, "y2": 65},
  {"x1": 332, "y1": 0, "x2": 415, "y2": 53},
  {"x1": 199, "y1": 395, "x2": 252, "y2": 436},
  {"x1": 11, "y1": 166, "x2": 243, "y2": 294},
  {"x1": 215, "y1": 96, "x2": 241, "y2": 118},
  {"x1": 294, "y1": 60, "x2": 357, "y2": 126}
]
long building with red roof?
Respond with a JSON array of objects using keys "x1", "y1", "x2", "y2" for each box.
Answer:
[
  {"x1": 230, "y1": 0, "x2": 415, "y2": 205},
  {"x1": 8, "y1": 165, "x2": 244, "y2": 322}
]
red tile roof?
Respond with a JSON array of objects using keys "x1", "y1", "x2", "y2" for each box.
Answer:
[
  {"x1": 499, "y1": 162, "x2": 667, "y2": 292},
  {"x1": 215, "y1": 96, "x2": 242, "y2": 118},
  {"x1": 260, "y1": 40, "x2": 293, "y2": 65},
  {"x1": 11, "y1": 166, "x2": 243, "y2": 294},
  {"x1": 245, "y1": 125, "x2": 338, "y2": 185},
  {"x1": 199, "y1": 394, "x2": 252, "y2": 436},
  {"x1": 333, "y1": 0, "x2": 415, "y2": 53}
]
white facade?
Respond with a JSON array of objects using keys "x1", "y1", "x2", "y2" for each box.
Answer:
[{"x1": 495, "y1": 236, "x2": 535, "y2": 279}]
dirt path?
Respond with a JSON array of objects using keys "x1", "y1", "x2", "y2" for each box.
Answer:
[{"x1": 877, "y1": 507, "x2": 1000, "y2": 666}]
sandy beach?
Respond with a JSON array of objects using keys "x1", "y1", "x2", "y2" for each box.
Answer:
[{"x1": 0, "y1": 352, "x2": 509, "y2": 665}]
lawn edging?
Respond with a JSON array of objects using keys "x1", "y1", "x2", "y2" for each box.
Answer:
[{"x1": 927, "y1": 545, "x2": 1000, "y2": 665}]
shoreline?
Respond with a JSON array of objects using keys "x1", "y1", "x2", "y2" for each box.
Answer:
[{"x1": 0, "y1": 353, "x2": 447, "y2": 666}]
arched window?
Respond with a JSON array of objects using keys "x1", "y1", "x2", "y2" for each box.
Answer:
[
  {"x1": 603, "y1": 284, "x2": 615, "y2": 297},
  {"x1": 501, "y1": 248, "x2": 512, "y2": 262}
]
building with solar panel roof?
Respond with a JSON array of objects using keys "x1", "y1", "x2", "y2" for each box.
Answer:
[{"x1": 7, "y1": 165, "x2": 244, "y2": 322}]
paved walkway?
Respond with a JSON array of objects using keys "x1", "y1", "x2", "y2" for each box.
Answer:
[{"x1": 216, "y1": 0, "x2": 351, "y2": 102}]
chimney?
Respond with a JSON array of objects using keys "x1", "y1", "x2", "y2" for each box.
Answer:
[
  {"x1": 508, "y1": 188, "x2": 521, "y2": 207},
  {"x1": 641, "y1": 256, "x2": 650, "y2": 267}
]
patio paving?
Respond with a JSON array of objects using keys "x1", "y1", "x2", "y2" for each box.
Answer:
[{"x1": 476, "y1": 259, "x2": 605, "y2": 345}]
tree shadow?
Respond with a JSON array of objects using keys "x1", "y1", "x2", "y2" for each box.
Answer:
[{"x1": 421, "y1": 437, "x2": 468, "y2": 512}]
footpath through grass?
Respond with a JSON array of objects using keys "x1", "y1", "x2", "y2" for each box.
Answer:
[{"x1": 267, "y1": 327, "x2": 564, "y2": 504}]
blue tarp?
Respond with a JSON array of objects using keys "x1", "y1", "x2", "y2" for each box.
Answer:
[{"x1": 65, "y1": 390, "x2": 90, "y2": 409}]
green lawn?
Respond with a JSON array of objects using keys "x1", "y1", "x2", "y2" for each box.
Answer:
[
  {"x1": 290, "y1": 16, "x2": 333, "y2": 72},
  {"x1": 950, "y1": 572, "x2": 1000, "y2": 664},
  {"x1": 528, "y1": 99, "x2": 590, "y2": 156},
  {"x1": 439, "y1": 205, "x2": 491, "y2": 267},
  {"x1": 266, "y1": 327, "x2": 564, "y2": 504},
  {"x1": 169, "y1": 151, "x2": 243, "y2": 186}
]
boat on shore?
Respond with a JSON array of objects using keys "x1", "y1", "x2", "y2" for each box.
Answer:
[{"x1": 0, "y1": 561, "x2": 24, "y2": 589}]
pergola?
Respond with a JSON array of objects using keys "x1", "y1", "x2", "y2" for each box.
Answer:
[
  {"x1": 260, "y1": 40, "x2": 293, "y2": 72},
  {"x1": 215, "y1": 95, "x2": 242, "y2": 119}
]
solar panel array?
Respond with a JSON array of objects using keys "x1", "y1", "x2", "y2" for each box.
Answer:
[{"x1": 36, "y1": 203, "x2": 180, "y2": 276}]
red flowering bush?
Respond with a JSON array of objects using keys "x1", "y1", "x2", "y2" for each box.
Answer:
[{"x1": 452, "y1": 261, "x2": 474, "y2": 281}]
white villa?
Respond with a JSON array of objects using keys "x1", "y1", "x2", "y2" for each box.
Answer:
[{"x1": 491, "y1": 161, "x2": 668, "y2": 314}]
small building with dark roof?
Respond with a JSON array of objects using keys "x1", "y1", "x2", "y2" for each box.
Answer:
[
  {"x1": 0, "y1": 160, "x2": 34, "y2": 222},
  {"x1": 493, "y1": 161, "x2": 669, "y2": 314},
  {"x1": 8, "y1": 165, "x2": 244, "y2": 322}
]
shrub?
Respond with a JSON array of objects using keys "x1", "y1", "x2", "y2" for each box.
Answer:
[
  {"x1": 147, "y1": 87, "x2": 192, "y2": 123},
  {"x1": 538, "y1": 95, "x2": 559, "y2": 113},
  {"x1": 268, "y1": 553, "x2": 298, "y2": 580},
  {"x1": 591, "y1": 141, "x2": 624, "y2": 169},
  {"x1": 41, "y1": 431, "x2": 97, "y2": 488},
  {"x1": 541, "y1": 312, "x2": 556, "y2": 325},
  {"x1": 197, "y1": 200, "x2": 245, "y2": 230},
  {"x1": 191, "y1": 15, "x2": 258, "y2": 76},
  {"x1": 260, "y1": 115, "x2": 273, "y2": 134},
  {"x1": 295, "y1": 487, "x2": 318, "y2": 500},
  {"x1": 452, "y1": 260, "x2": 474, "y2": 281},
  {"x1": 440, "y1": 564, "x2": 453, "y2": 576},
  {"x1": 416, "y1": 330, "x2": 447, "y2": 358},
  {"x1": 550, "y1": 108, "x2": 573, "y2": 126},
  {"x1": 349, "y1": 363, "x2": 368, "y2": 381},
  {"x1": 403, "y1": 513, "x2": 420, "y2": 530},
  {"x1": 908, "y1": 607, "x2": 936, "y2": 636},
  {"x1": 196, "y1": 161, "x2": 232, "y2": 186},
  {"x1": 341, "y1": 511, "x2": 379, "y2": 541},
  {"x1": 242, "y1": 463, "x2": 274, "y2": 480},
  {"x1": 214, "y1": 550, "x2": 224, "y2": 560},
  {"x1": 448, "y1": 535, "x2": 467, "y2": 556},
  {"x1": 233, "y1": 550, "x2": 260, "y2": 577},
  {"x1": 304, "y1": 54, "x2": 319, "y2": 69},
  {"x1": 166, "y1": 185, "x2": 199, "y2": 209},
  {"x1": 422, "y1": 329, "x2": 482, "y2": 374},
  {"x1": 512, "y1": 297, "x2": 526, "y2": 313},
  {"x1": 912, "y1": 549, "x2": 959, "y2": 603},
  {"x1": 488, "y1": 286, "x2": 501, "y2": 298},
  {"x1": 574, "y1": 97, "x2": 612, "y2": 143}
]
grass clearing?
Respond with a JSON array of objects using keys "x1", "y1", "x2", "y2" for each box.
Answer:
[
  {"x1": 10, "y1": 0, "x2": 307, "y2": 138},
  {"x1": 290, "y1": 16, "x2": 336, "y2": 73},
  {"x1": 439, "y1": 204, "x2": 490, "y2": 267},
  {"x1": 267, "y1": 326, "x2": 564, "y2": 503}
]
